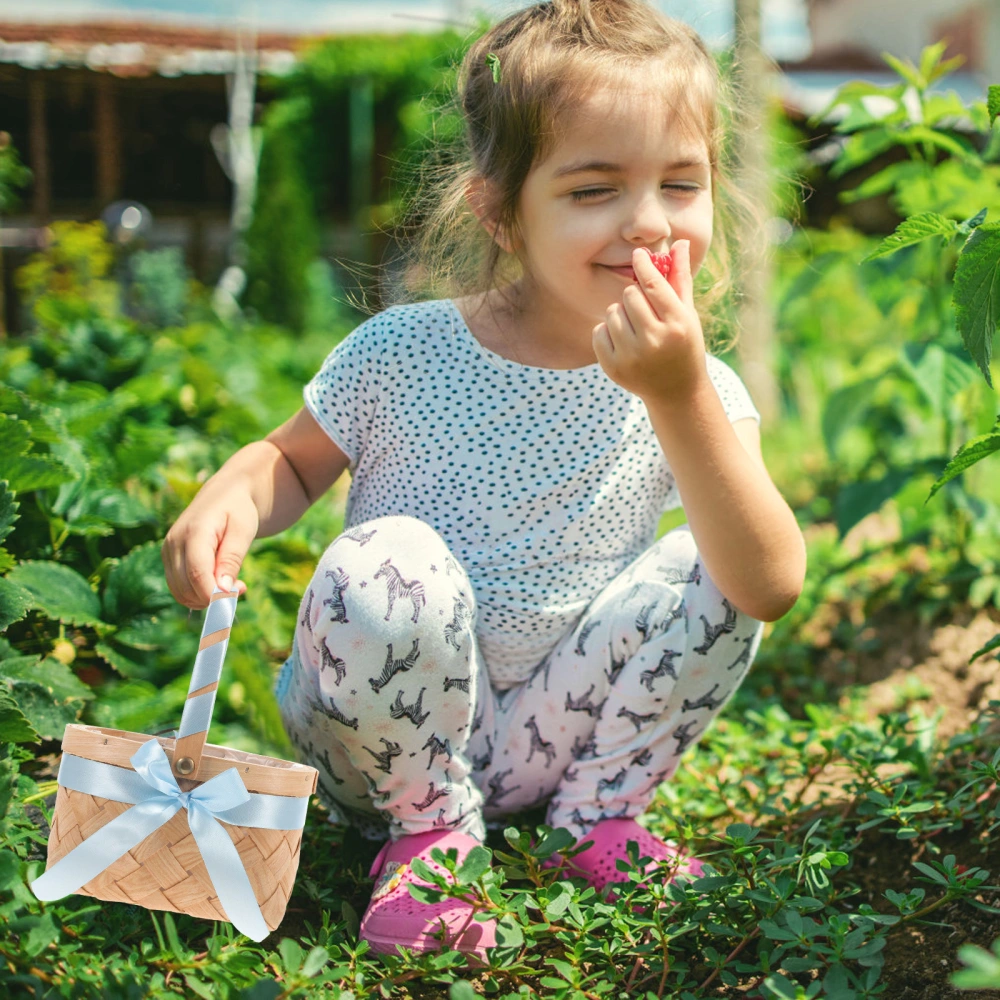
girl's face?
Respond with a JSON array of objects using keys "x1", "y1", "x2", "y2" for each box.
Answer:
[{"x1": 510, "y1": 81, "x2": 715, "y2": 347}]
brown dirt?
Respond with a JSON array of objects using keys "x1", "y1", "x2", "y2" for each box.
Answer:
[{"x1": 801, "y1": 596, "x2": 1000, "y2": 999}]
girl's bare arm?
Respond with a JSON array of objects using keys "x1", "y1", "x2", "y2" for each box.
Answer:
[{"x1": 162, "y1": 407, "x2": 350, "y2": 608}]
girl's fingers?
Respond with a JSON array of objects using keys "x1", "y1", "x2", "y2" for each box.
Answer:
[
  {"x1": 592, "y1": 321, "x2": 615, "y2": 362},
  {"x1": 632, "y1": 247, "x2": 681, "y2": 318},
  {"x1": 620, "y1": 281, "x2": 656, "y2": 332},
  {"x1": 668, "y1": 240, "x2": 694, "y2": 307},
  {"x1": 214, "y1": 513, "x2": 257, "y2": 600}
]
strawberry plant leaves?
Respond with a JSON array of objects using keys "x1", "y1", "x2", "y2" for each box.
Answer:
[
  {"x1": 927, "y1": 426, "x2": 1000, "y2": 500},
  {"x1": 0, "y1": 415, "x2": 30, "y2": 458},
  {"x1": 94, "y1": 641, "x2": 147, "y2": 678},
  {"x1": 0, "y1": 687, "x2": 39, "y2": 743},
  {"x1": 0, "y1": 454, "x2": 76, "y2": 494},
  {"x1": 0, "y1": 576, "x2": 32, "y2": 631},
  {"x1": 954, "y1": 222, "x2": 1000, "y2": 386},
  {"x1": 103, "y1": 541, "x2": 174, "y2": 625},
  {"x1": 5, "y1": 560, "x2": 103, "y2": 626},
  {"x1": 0, "y1": 655, "x2": 93, "y2": 702},
  {"x1": 67, "y1": 489, "x2": 157, "y2": 532},
  {"x1": 860, "y1": 213, "x2": 959, "y2": 263},
  {"x1": 0, "y1": 482, "x2": 19, "y2": 545},
  {"x1": 8, "y1": 680, "x2": 81, "y2": 739}
]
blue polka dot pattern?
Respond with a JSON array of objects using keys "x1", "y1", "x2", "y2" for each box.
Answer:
[{"x1": 303, "y1": 298, "x2": 760, "y2": 689}]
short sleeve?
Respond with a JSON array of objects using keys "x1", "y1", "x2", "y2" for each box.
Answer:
[
  {"x1": 303, "y1": 313, "x2": 385, "y2": 466},
  {"x1": 706, "y1": 354, "x2": 761, "y2": 425}
]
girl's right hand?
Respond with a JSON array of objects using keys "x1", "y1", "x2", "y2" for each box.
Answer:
[{"x1": 162, "y1": 489, "x2": 259, "y2": 609}]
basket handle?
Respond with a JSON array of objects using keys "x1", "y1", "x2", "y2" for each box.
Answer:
[{"x1": 172, "y1": 585, "x2": 239, "y2": 780}]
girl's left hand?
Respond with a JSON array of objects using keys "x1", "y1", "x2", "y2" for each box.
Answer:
[{"x1": 592, "y1": 240, "x2": 710, "y2": 405}]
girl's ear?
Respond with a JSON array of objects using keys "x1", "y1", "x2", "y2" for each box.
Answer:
[{"x1": 465, "y1": 178, "x2": 516, "y2": 254}]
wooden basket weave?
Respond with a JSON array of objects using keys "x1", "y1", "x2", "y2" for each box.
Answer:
[
  {"x1": 39, "y1": 589, "x2": 318, "y2": 935},
  {"x1": 45, "y1": 725, "x2": 318, "y2": 931}
]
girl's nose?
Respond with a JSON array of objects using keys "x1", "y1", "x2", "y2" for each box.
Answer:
[{"x1": 621, "y1": 192, "x2": 671, "y2": 246}]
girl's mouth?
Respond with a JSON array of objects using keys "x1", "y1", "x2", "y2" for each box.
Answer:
[{"x1": 601, "y1": 265, "x2": 638, "y2": 280}]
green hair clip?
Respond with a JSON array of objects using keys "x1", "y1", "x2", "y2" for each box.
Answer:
[{"x1": 486, "y1": 53, "x2": 502, "y2": 84}]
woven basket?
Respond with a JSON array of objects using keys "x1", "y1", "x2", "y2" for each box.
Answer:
[{"x1": 38, "y1": 589, "x2": 318, "y2": 936}]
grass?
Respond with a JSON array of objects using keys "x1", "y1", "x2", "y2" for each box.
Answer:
[{"x1": 4, "y1": 645, "x2": 1000, "y2": 999}]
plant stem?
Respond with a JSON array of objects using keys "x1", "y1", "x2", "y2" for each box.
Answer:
[{"x1": 697, "y1": 927, "x2": 761, "y2": 991}]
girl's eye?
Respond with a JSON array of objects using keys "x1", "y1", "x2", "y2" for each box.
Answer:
[{"x1": 569, "y1": 184, "x2": 700, "y2": 202}]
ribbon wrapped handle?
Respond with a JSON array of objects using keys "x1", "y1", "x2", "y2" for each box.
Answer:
[{"x1": 173, "y1": 585, "x2": 239, "y2": 780}]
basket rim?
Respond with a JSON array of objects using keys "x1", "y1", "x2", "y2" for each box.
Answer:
[{"x1": 61, "y1": 724, "x2": 318, "y2": 798}]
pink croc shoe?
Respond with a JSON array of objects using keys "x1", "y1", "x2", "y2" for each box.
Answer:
[
  {"x1": 561, "y1": 818, "x2": 704, "y2": 897},
  {"x1": 359, "y1": 829, "x2": 497, "y2": 957}
]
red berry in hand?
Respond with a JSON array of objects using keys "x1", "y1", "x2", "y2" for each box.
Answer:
[{"x1": 648, "y1": 251, "x2": 672, "y2": 278}]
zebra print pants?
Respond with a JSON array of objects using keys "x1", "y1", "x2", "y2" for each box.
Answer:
[{"x1": 275, "y1": 515, "x2": 765, "y2": 843}]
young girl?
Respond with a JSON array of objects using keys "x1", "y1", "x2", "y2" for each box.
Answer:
[{"x1": 163, "y1": 0, "x2": 805, "y2": 957}]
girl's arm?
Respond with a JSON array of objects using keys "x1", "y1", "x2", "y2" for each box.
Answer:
[
  {"x1": 645, "y1": 388, "x2": 806, "y2": 623},
  {"x1": 162, "y1": 407, "x2": 350, "y2": 609}
]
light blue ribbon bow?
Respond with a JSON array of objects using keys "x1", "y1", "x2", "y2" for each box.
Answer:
[{"x1": 30, "y1": 739, "x2": 307, "y2": 942}]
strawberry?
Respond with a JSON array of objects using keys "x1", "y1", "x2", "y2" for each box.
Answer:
[{"x1": 648, "y1": 250, "x2": 672, "y2": 278}]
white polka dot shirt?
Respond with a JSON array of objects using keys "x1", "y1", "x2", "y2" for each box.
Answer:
[{"x1": 304, "y1": 298, "x2": 760, "y2": 689}]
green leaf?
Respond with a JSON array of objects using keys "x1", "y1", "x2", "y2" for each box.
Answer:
[
  {"x1": 897, "y1": 343, "x2": 979, "y2": 419},
  {"x1": 0, "y1": 686, "x2": 40, "y2": 743},
  {"x1": 67, "y1": 489, "x2": 156, "y2": 531},
  {"x1": 300, "y1": 946, "x2": 329, "y2": 978},
  {"x1": 901, "y1": 124, "x2": 979, "y2": 161},
  {"x1": 954, "y1": 222, "x2": 1000, "y2": 386},
  {"x1": 829, "y1": 127, "x2": 900, "y2": 179},
  {"x1": 0, "y1": 655, "x2": 94, "y2": 701},
  {"x1": 495, "y1": 915, "x2": 524, "y2": 948},
  {"x1": 881, "y1": 51, "x2": 922, "y2": 89},
  {"x1": 544, "y1": 882, "x2": 574, "y2": 918},
  {"x1": 988, "y1": 86, "x2": 1000, "y2": 127},
  {"x1": 836, "y1": 468, "x2": 914, "y2": 539},
  {"x1": 6, "y1": 561, "x2": 103, "y2": 626},
  {"x1": 22, "y1": 912, "x2": 60, "y2": 957},
  {"x1": 0, "y1": 415, "x2": 30, "y2": 459},
  {"x1": 928, "y1": 428, "x2": 1000, "y2": 500},
  {"x1": 0, "y1": 454, "x2": 75, "y2": 493},
  {"x1": 240, "y1": 983, "x2": 283, "y2": 1000},
  {"x1": 0, "y1": 849, "x2": 21, "y2": 890},
  {"x1": 839, "y1": 160, "x2": 923, "y2": 205},
  {"x1": 94, "y1": 641, "x2": 147, "y2": 678},
  {"x1": 485, "y1": 52, "x2": 501, "y2": 84},
  {"x1": 103, "y1": 541, "x2": 175, "y2": 624},
  {"x1": 407, "y1": 882, "x2": 444, "y2": 904},
  {"x1": 450, "y1": 983, "x2": 478, "y2": 1000},
  {"x1": 913, "y1": 861, "x2": 950, "y2": 884},
  {"x1": 860, "y1": 212, "x2": 959, "y2": 262},
  {"x1": 0, "y1": 575, "x2": 32, "y2": 631},
  {"x1": 821, "y1": 376, "x2": 884, "y2": 459},
  {"x1": 535, "y1": 826, "x2": 575, "y2": 858},
  {"x1": 968, "y1": 633, "x2": 1000, "y2": 666},
  {"x1": 409, "y1": 856, "x2": 448, "y2": 887},
  {"x1": 454, "y1": 844, "x2": 492, "y2": 885},
  {"x1": 278, "y1": 938, "x2": 303, "y2": 974},
  {"x1": 0, "y1": 482, "x2": 19, "y2": 546},
  {"x1": 8, "y1": 681, "x2": 80, "y2": 739}
]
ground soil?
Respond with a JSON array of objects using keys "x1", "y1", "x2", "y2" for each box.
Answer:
[{"x1": 805, "y1": 600, "x2": 1000, "y2": 999}]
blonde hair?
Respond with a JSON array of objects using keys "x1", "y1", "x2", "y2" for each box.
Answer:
[{"x1": 383, "y1": 0, "x2": 769, "y2": 353}]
